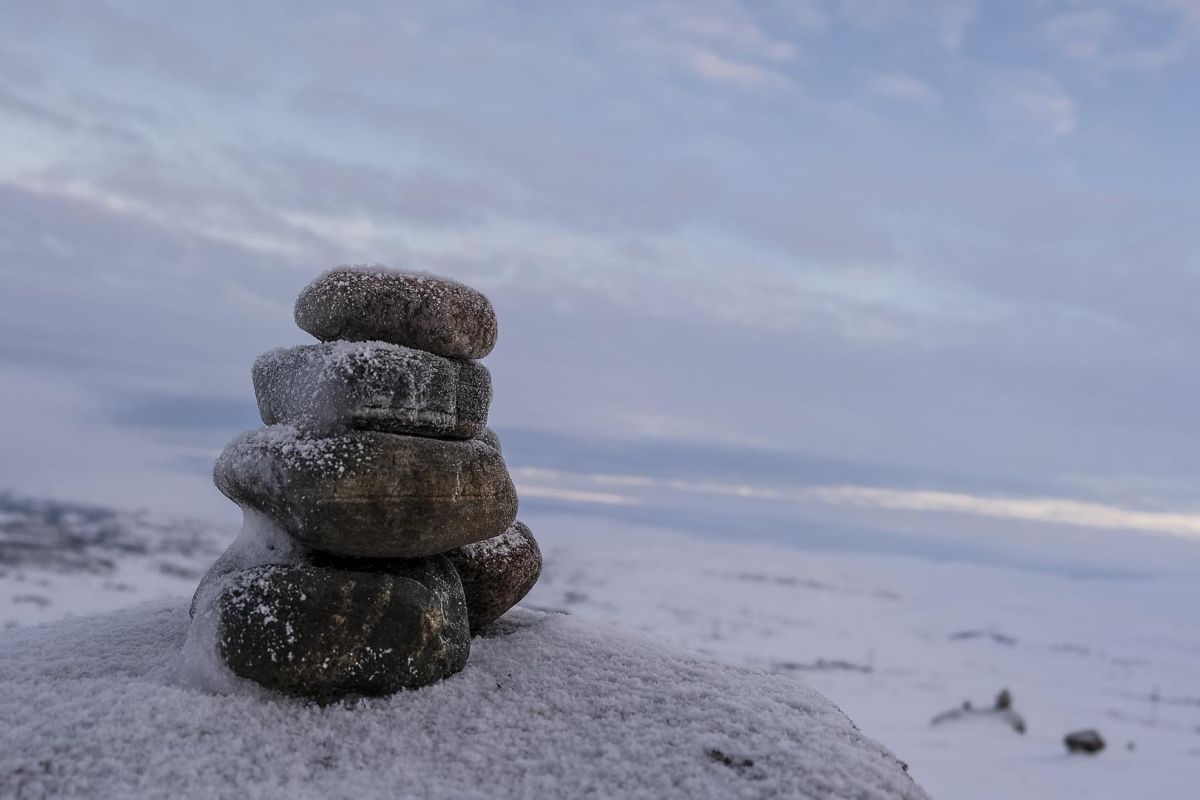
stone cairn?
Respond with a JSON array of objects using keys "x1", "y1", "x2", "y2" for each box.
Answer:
[{"x1": 188, "y1": 267, "x2": 542, "y2": 699}]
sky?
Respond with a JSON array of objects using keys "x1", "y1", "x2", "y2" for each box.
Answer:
[{"x1": 2, "y1": 1, "x2": 1200, "y2": 570}]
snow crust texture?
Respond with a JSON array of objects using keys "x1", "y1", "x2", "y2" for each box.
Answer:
[{"x1": 0, "y1": 602, "x2": 927, "y2": 800}]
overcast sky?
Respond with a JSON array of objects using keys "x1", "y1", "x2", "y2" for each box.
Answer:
[{"x1": 2, "y1": 1, "x2": 1200, "y2": 562}]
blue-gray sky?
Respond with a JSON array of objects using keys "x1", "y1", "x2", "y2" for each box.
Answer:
[{"x1": 3, "y1": 1, "x2": 1200, "y2": 566}]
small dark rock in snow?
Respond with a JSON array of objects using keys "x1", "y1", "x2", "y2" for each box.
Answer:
[
  {"x1": 214, "y1": 427, "x2": 517, "y2": 558},
  {"x1": 446, "y1": 520, "x2": 542, "y2": 634},
  {"x1": 930, "y1": 689, "x2": 1026, "y2": 733},
  {"x1": 948, "y1": 629, "x2": 1017, "y2": 646},
  {"x1": 295, "y1": 267, "x2": 499, "y2": 359},
  {"x1": 1064, "y1": 729, "x2": 1105, "y2": 754},
  {"x1": 211, "y1": 559, "x2": 469, "y2": 698},
  {"x1": 253, "y1": 342, "x2": 491, "y2": 438},
  {"x1": 706, "y1": 748, "x2": 758, "y2": 774}
]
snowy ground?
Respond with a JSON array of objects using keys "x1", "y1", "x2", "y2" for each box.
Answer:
[
  {"x1": 0, "y1": 604, "x2": 924, "y2": 800},
  {"x1": 3, "y1": 492, "x2": 1198, "y2": 798},
  {"x1": 522, "y1": 511, "x2": 1200, "y2": 799}
]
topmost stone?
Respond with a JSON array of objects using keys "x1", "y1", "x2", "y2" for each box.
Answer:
[{"x1": 295, "y1": 267, "x2": 499, "y2": 360}]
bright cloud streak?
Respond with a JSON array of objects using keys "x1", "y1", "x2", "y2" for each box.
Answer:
[{"x1": 512, "y1": 467, "x2": 1200, "y2": 542}]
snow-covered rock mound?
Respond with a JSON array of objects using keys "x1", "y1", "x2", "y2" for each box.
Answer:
[{"x1": 0, "y1": 602, "x2": 927, "y2": 800}]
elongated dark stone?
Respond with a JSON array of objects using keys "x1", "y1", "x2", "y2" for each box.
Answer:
[{"x1": 214, "y1": 427, "x2": 518, "y2": 558}]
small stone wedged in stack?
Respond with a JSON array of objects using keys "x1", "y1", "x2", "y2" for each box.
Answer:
[
  {"x1": 190, "y1": 265, "x2": 541, "y2": 700},
  {"x1": 446, "y1": 520, "x2": 542, "y2": 635}
]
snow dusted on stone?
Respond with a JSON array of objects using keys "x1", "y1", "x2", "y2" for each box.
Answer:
[
  {"x1": 459, "y1": 524, "x2": 524, "y2": 561},
  {"x1": 214, "y1": 425, "x2": 372, "y2": 488}
]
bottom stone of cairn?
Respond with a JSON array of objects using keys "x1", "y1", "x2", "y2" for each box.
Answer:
[
  {"x1": 203, "y1": 558, "x2": 470, "y2": 699},
  {"x1": 192, "y1": 518, "x2": 542, "y2": 639}
]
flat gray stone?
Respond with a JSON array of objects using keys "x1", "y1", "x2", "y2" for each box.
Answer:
[
  {"x1": 207, "y1": 559, "x2": 469, "y2": 698},
  {"x1": 446, "y1": 521, "x2": 542, "y2": 634},
  {"x1": 253, "y1": 342, "x2": 490, "y2": 438},
  {"x1": 214, "y1": 426, "x2": 518, "y2": 558},
  {"x1": 295, "y1": 267, "x2": 498, "y2": 359}
]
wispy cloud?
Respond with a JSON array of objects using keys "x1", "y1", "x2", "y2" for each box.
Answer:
[
  {"x1": 2, "y1": 0, "x2": 1200, "y2": 537},
  {"x1": 838, "y1": 0, "x2": 977, "y2": 50},
  {"x1": 1040, "y1": 9, "x2": 1118, "y2": 60},
  {"x1": 612, "y1": 0, "x2": 799, "y2": 88},
  {"x1": 1040, "y1": 1, "x2": 1200, "y2": 69},
  {"x1": 989, "y1": 72, "x2": 1077, "y2": 139},
  {"x1": 868, "y1": 72, "x2": 940, "y2": 107},
  {"x1": 513, "y1": 467, "x2": 1200, "y2": 543}
]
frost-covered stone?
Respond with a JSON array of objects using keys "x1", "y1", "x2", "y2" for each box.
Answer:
[
  {"x1": 295, "y1": 267, "x2": 498, "y2": 359},
  {"x1": 209, "y1": 559, "x2": 469, "y2": 698},
  {"x1": 253, "y1": 341, "x2": 490, "y2": 438},
  {"x1": 447, "y1": 520, "x2": 542, "y2": 634},
  {"x1": 214, "y1": 426, "x2": 518, "y2": 558},
  {"x1": 479, "y1": 426, "x2": 502, "y2": 453}
]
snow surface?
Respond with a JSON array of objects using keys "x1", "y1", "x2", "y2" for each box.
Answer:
[
  {"x1": 523, "y1": 512, "x2": 1200, "y2": 800},
  {"x1": 0, "y1": 602, "x2": 925, "y2": 800},
  {"x1": 5, "y1": 493, "x2": 1199, "y2": 798}
]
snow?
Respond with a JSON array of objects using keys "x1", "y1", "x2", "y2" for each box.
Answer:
[
  {"x1": 214, "y1": 425, "x2": 372, "y2": 486},
  {"x1": 0, "y1": 603, "x2": 925, "y2": 800},
  {"x1": 522, "y1": 512, "x2": 1200, "y2": 800},
  {"x1": 4, "y1": 493, "x2": 1199, "y2": 797}
]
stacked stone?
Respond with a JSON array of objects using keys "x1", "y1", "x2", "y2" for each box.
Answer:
[{"x1": 188, "y1": 267, "x2": 542, "y2": 700}]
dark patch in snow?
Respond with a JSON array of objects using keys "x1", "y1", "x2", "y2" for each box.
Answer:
[
  {"x1": 0, "y1": 491, "x2": 226, "y2": 574},
  {"x1": 949, "y1": 630, "x2": 1018, "y2": 646},
  {"x1": 771, "y1": 659, "x2": 874, "y2": 674},
  {"x1": 706, "y1": 748, "x2": 760, "y2": 777},
  {"x1": 728, "y1": 571, "x2": 836, "y2": 592}
]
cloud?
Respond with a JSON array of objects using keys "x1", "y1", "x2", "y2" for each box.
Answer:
[
  {"x1": 2, "y1": 0, "x2": 259, "y2": 96},
  {"x1": 989, "y1": 73, "x2": 1077, "y2": 139},
  {"x1": 762, "y1": 0, "x2": 830, "y2": 33},
  {"x1": 3, "y1": 0, "x2": 1200, "y2": 545},
  {"x1": 1040, "y1": 1, "x2": 1200, "y2": 69},
  {"x1": 867, "y1": 72, "x2": 940, "y2": 107},
  {"x1": 1040, "y1": 9, "x2": 1118, "y2": 60},
  {"x1": 511, "y1": 467, "x2": 1200, "y2": 543},
  {"x1": 684, "y1": 47, "x2": 789, "y2": 88},
  {"x1": 611, "y1": 0, "x2": 797, "y2": 88},
  {"x1": 838, "y1": 0, "x2": 976, "y2": 50}
]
